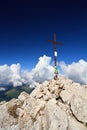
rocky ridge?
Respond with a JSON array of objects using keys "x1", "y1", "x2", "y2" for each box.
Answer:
[{"x1": 0, "y1": 76, "x2": 87, "y2": 130}]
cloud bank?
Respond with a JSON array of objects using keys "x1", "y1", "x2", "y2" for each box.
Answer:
[
  {"x1": 0, "y1": 55, "x2": 87, "y2": 87},
  {"x1": 59, "y1": 59, "x2": 87, "y2": 84},
  {"x1": 0, "y1": 55, "x2": 54, "y2": 87}
]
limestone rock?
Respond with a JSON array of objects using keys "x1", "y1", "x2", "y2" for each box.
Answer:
[
  {"x1": 0, "y1": 101, "x2": 18, "y2": 129},
  {"x1": 0, "y1": 76, "x2": 87, "y2": 130},
  {"x1": 18, "y1": 91, "x2": 30, "y2": 101},
  {"x1": 68, "y1": 116, "x2": 87, "y2": 130},
  {"x1": 45, "y1": 99, "x2": 68, "y2": 130},
  {"x1": 70, "y1": 95, "x2": 87, "y2": 123}
]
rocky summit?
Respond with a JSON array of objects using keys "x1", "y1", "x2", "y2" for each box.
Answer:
[{"x1": 0, "y1": 76, "x2": 87, "y2": 130}]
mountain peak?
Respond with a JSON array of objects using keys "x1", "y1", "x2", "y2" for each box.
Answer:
[{"x1": 0, "y1": 76, "x2": 87, "y2": 130}]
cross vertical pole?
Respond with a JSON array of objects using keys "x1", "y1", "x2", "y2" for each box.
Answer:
[
  {"x1": 54, "y1": 33, "x2": 58, "y2": 79},
  {"x1": 48, "y1": 33, "x2": 62, "y2": 80}
]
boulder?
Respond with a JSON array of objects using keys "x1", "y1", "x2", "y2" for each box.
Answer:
[{"x1": 70, "y1": 95, "x2": 87, "y2": 123}]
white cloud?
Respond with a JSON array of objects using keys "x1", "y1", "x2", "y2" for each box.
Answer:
[
  {"x1": 0, "y1": 56, "x2": 87, "y2": 87},
  {"x1": 0, "y1": 87, "x2": 6, "y2": 91},
  {"x1": 32, "y1": 55, "x2": 54, "y2": 82},
  {"x1": 0, "y1": 55, "x2": 54, "y2": 87},
  {"x1": 59, "y1": 59, "x2": 87, "y2": 84}
]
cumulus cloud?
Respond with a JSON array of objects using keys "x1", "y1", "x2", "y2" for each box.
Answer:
[
  {"x1": 0, "y1": 55, "x2": 54, "y2": 87},
  {"x1": 59, "y1": 59, "x2": 87, "y2": 84},
  {"x1": 0, "y1": 55, "x2": 87, "y2": 87},
  {"x1": 0, "y1": 87, "x2": 6, "y2": 91}
]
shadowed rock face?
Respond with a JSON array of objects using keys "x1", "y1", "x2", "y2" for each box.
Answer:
[{"x1": 0, "y1": 76, "x2": 87, "y2": 130}]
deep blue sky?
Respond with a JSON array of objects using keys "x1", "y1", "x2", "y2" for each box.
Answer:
[{"x1": 0, "y1": 0, "x2": 87, "y2": 70}]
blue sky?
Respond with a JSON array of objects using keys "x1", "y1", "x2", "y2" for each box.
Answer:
[{"x1": 0, "y1": 0, "x2": 87, "y2": 70}]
